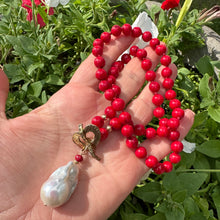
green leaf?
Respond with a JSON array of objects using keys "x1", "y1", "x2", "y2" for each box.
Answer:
[
  {"x1": 196, "y1": 140, "x2": 220, "y2": 158},
  {"x1": 178, "y1": 173, "x2": 208, "y2": 196},
  {"x1": 41, "y1": 90, "x2": 48, "y2": 104},
  {"x1": 194, "y1": 153, "x2": 210, "y2": 170},
  {"x1": 178, "y1": 67, "x2": 191, "y2": 75},
  {"x1": 163, "y1": 171, "x2": 182, "y2": 193},
  {"x1": 18, "y1": 36, "x2": 36, "y2": 54},
  {"x1": 121, "y1": 213, "x2": 148, "y2": 220},
  {"x1": 192, "y1": 111, "x2": 208, "y2": 128},
  {"x1": 27, "y1": 81, "x2": 44, "y2": 97},
  {"x1": 156, "y1": 201, "x2": 185, "y2": 220},
  {"x1": 196, "y1": 56, "x2": 215, "y2": 76},
  {"x1": 0, "y1": 22, "x2": 9, "y2": 34},
  {"x1": 172, "y1": 190, "x2": 187, "y2": 203},
  {"x1": 215, "y1": 160, "x2": 220, "y2": 182},
  {"x1": 189, "y1": 213, "x2": 207, "y2": 220},
  {"x1": 200, "y1": 98, "x2": 215, "y2": 108},
  {"x1": 183, "y1": 197, "x2": 200, "y2": 217},
  {"x1": 147, "y1": 213, "x2": 166, "y2": 220},
  {"x1": 45, "y1": 75, "x2": 65, "y2": 86},
  {"x1": 208, "y1": 105, "x2": 220, "y2": 123},
  {"x1": 199, "y1": 74, "x2": 212, "y2": 99},
  {"x1": 134, "y1": 182, "x2": 162, "y2": 203},
  {"x1": 28, "y1": 63, "x2": 44, "y2": 76},
  {"x1": 212, "y1": 186, "x2": 220, "y2": 219},
  {"x1": 3, "y1": 64, "x2": 23, "y2": 80}
]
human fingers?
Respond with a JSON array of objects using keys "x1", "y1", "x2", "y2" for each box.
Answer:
[
  {"x1": 0, "y1": 69, "x2": 9, "y2": 119},
  {"x1": 143, "y1": 109, "x2": 194, "y2": 161},
  {"x1": 116, "y1": 45, "x2": 162, "y2": 103},
  {"x1": 70, "y1": 34, "x2": 134, "y2": 88},
  {"x1": 126, "y1": 63, "x2": 177, "y2": 125}
]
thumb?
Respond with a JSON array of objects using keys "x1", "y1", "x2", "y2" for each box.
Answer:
[{"x1": 0, "y1": 68, "x2": 9, "y2": 119}]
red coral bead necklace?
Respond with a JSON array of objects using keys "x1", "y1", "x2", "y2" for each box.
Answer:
[
  {"x1": 40, "y1": 24, "x2": 185, "y2": 208},
  {"x1": 75, "y1": 23, "x2": 185, "y2": 174}
]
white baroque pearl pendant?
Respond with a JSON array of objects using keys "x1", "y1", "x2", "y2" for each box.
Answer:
[{"x1": 40, "y1": 161, "x2": 79, "y2": 207}]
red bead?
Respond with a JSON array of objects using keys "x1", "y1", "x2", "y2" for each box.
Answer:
[
  {"x1": 132, "y1": 27, "x2": 142, "y2": 37},
  {"x1": 149, "y1": 81, "x2": 160, "y2": 93},
  {"x1": 111, "y1": 25, "x2": 122, "y2": 36},
  {"x1": 152, "y1": 94, "x2": 164, "y2": 106},
  {"x1": 119, "y1": 111, "x2": 132, "y2": 124},
  {"x1": 112, "y1": 61, "x2": 124, "y2": 72},
  {"x1": 162, "y1": 78, "x2": 174, "y2": 90},
  {"x1": 153, "y1": 107, "x2": 165, "y2": 118},
  {"x1": 92, "y1": 116, "x2": 104, "y2": 128},
  {"x1": 96, "y1": 69, "x2": 107, "y2": 80},
  {"x1": 112, "y1": 84, "x2": 121, "y2": 97},
  {"x1": 135, "y1": 146, "x2": 147, "y2": 158},
  {"x1": 157, "y1": 126, "x2": 169, "y2": 137},
  {"x1": 159, "y1": 118, "x2": 169, "y2": 127},
  {"x1": 172, "y1": 108, "x2": 184, "y2": 119},
  {"x1": 155, "y1": 45, "x2": 167, "y2": 56},
  {"x1": 134, "y1": 124, "x2": 145, "y2": 136},
  {"x1": 165, "y1": 90, "x2": 176, "y2": 100},
  {"x1": 145, "y1": 70, "x2": 156, "y2": 81},
  {"x1": 169, "y1": 99, "x2": 181, "y2": 109},
  {"x1": 168, "y1": 118, "x2": 180, "y2": 130},
  {"x1": 145, "y1": 155, "x2": 158, "y2": 168},
  {"x1": 146, "y1": 127, "x2": 156, "y2": 139},
  {"x1": 107, "y1": 75, "x2": 116, "y2": 85},
  {"x1": 121, "y1": 53, "x2": 131, "y2": 64},
  {"x1": 171, "y1": 141, "x2": 183, "y2": 153},
  {"x1": 142, "y1": 31, "x2": 152, "y2": 42},
  {"x1": 112, "y1": 98, "x2": 125, "y2": 111},
  {"x1": 122, "y1": 23, "x2": 132, "y2": 36},
  {"x1": 93, "y1": 38, "x2": 104, "y2": 47},
  {"x1": 104, "y1": 89, "x2": 115, "y2": 101},
  {"x1": 94, "y1": 56, "x2": 105, "y2": 68},
  {"x1": 161, "y1": 67, "x2": 172, "y2": 78},
  {"x1": 100, "y1": 32, "x2": 111, "y2": 43},
  {"x1": 141, "y1": 59, "x2": 152, "y2": 71},
  {"x1": 150, "y1": 38, "x2": 160, "y2": 49},
  {"x1": 121, "y1": 124, "x2": 134, "y2": 137},
  {"x1": 161, "y1": 55, "x2": 171, "y2": 66},
  {"x1": 109, "y1": 66, "x2": 119, "y2": 78},
  {"x1": 109, "y1": 117, "x2": 122, "y2": 130},
  {"x1": 100, "y1": 128, "x2": 108, "y2": 141},
  {"x1": 153, "y1": 163, "x2": 165, "y2": 174},
  {"x1": 169, "y1": 130, "x2": 180, "y2": 141},
  {"x1": 99, "y1": 80, "x2": 110, "y2": 91},
  {"x1": 105, "y1": 106, "x2": 116, "y2": 118},
  {"x1": 136, "y1": 49, "x2": 147, "y2": 60},
  {"x1": 129, "y1": 45, "x2": 139, "y2": 56},
  {"x1": 126, "y1": 136, "x2": 138, "y2": 148},
  {"x1": 92, "y1": 46, "x2": 103, "y2": 57},
  {"x1": 169, "y1": 152, "x2": 181, "y2": 164},
  {"x1": 163, "y1": 161, "x2": 173, "y2": 173},
  {"x1": 75, "y1": 154, "x2": 83, "y2": 162}
]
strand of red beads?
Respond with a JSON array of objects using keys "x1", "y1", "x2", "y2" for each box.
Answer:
[{"x1": 74, "y1": 24, "x2": 185, "y2": 175}]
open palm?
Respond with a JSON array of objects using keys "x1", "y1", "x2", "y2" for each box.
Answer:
[{"x1": 0, "y1": 35, "x2": 194, "y2": 220}]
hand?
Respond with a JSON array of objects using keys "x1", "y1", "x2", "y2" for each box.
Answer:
[{"x1": 0, "y1": 34, "x2": 194, "y2": 220}]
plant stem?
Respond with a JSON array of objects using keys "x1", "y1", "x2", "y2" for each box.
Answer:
[
  {"x1": 125, "y1": 199, "x2": 140, "y2": 213},
  {"x1": 176, "y1": 169, "x2": 220, "y2": 173}
]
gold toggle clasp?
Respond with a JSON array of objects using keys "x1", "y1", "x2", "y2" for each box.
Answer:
[{"x1": 72, "y1": 124, "x2": 101, "y2": 161}]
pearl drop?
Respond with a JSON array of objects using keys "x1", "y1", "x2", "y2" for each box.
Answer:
[{"x1": 40, "y1": 161, "x2": 79, "y2": 207}]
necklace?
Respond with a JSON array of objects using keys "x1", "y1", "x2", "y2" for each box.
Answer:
[{"x1": 40, "y1": 24, "x2": 185, "y2": 208}]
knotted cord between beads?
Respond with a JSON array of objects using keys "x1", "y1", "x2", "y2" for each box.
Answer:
[{"x1": 74, "y1": 24, "x2": 185, "y2": 175}]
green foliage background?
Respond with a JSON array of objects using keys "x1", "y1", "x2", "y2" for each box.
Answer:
[{"x1": 0, "y1": 0, "x2": 220, "y2": 219}]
